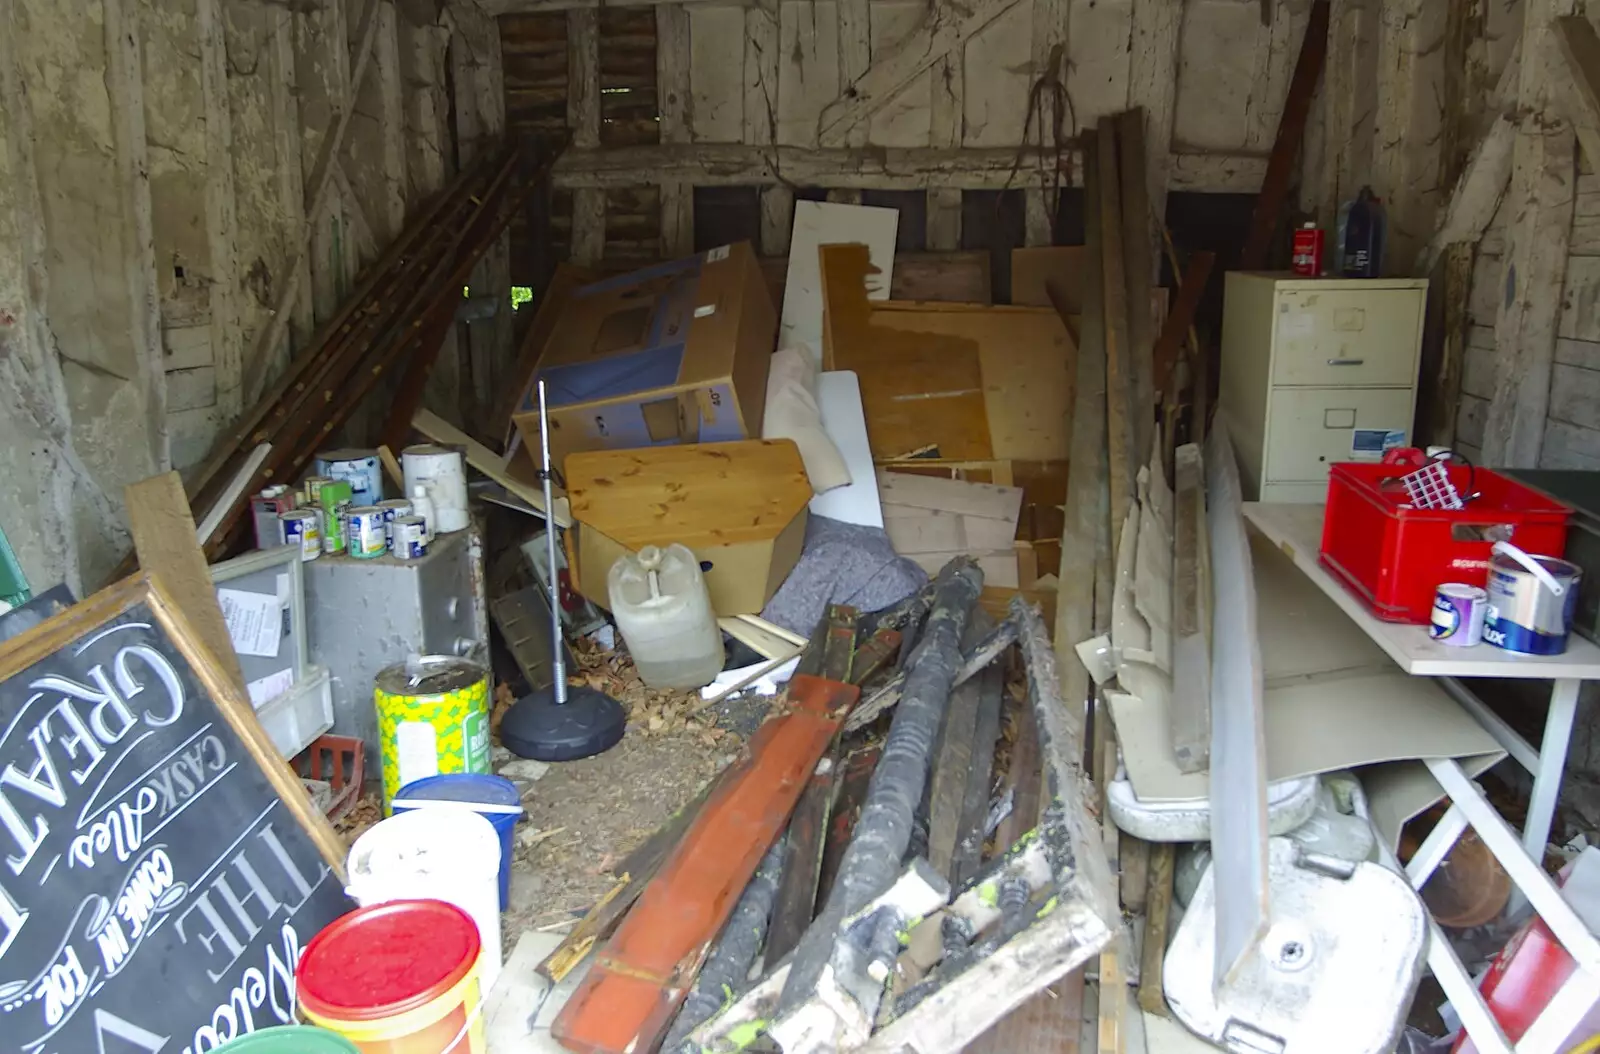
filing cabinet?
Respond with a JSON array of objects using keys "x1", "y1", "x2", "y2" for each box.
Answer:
[{"x1": 1218, "y1": 272, "x2": 1428, "y2": 502}]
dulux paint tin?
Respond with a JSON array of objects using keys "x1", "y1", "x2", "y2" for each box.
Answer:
[
  {"x1": 1430, "y1": 584, "x2": 1487, "y2": 647},
  {"x1": 314, "y1": 447, "x2": 384, "y2": 506},
  {"x1": 303, "y1": 475, "x2": 335, "y2": 504},
  {"x1": 391, "y1": 516, "x2": 428, "y2": 560},
  {"x1": 1484, "y1": 545, "x2": 1582, "y2": 655},
  {"x1": 346, "y1": 506, "x2": 389, "y2": 559},
  {"x1": 280, "y1": 509, "x2": 322, "y2": 562},
  {"x1": 375, "y1": 498, "x2": 413, "y2": 543}
]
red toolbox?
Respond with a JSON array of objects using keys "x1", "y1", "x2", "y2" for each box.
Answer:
[{"x1": 1319, "y1": 462, "x2": 1571, "y2": 623}]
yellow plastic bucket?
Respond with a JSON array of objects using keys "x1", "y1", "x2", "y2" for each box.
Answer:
[
  {"x1": 297, "y1": 900, "x2": 487, "y2": 1054},
  {"x1": 374, "y1": 657, "x2": 491, "y2": 811}
]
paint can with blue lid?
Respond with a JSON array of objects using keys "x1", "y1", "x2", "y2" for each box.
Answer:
[
  {"x1": 1430, "y1": 584, "x2": 1487, "y2": 647},
  {"x1": 315, "y1": 447, "x2": 384, "y2": 506},
  {"x1": 1484, "y1": 541, "x2": 1582, "y2": 655}
]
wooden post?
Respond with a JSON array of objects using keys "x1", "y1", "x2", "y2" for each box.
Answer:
[
  {"x1": 197, "y1": 0, "x2": 241, "y2": 424},
  {"x1": 1128, "y1": 0, "x2": 1180, "y2": 246},
  {"x1": 568, "y1": 7, "x2": 604, "y2": 264},
  {"x1": 1025, "y1": 0, "x2": 1066, "y2": 247},
  {"x1": 658, "y1": 3, "x2": 694, "y2": 258},
  {"x1": 747, "y1": 0, "x2": 790, "y2": 255},
  {"x1": 1485, "y1": 0, "x2": 1577, "y2": 468},
  {"x1": 1097, "y1": 118, "x2": 1135, "y2": 552}
]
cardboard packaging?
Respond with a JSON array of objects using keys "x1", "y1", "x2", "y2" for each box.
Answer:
[
  {"x1": 565, "y1": 440, "x2": 812, "y2": 617},
  {"x1": 511, "y1": 242, "x2": 776, "y2": 473}
]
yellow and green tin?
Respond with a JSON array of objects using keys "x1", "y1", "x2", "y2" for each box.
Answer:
[{"x1": 374, "y1": 656, "x2": 491, "y2": 811}]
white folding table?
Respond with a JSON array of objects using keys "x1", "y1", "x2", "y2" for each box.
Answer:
[{"x1": 1244, "y1": 502, "x2": 1600, "y2": 1054}]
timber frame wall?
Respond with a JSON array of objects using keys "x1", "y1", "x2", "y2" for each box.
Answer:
[
  {"x1": 0, "y1": 0, "x2": 513, "y2": 593},
  {"x1": 493, "y1": 0, "x2": 1444, "y2": 281}
]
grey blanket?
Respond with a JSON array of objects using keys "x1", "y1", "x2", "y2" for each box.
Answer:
[{"x1": 761, "y1": 515, "x2": 928, "y2": 636}]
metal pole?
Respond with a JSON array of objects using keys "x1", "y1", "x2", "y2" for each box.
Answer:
[{"x1": 538, "y1": 379, "x2": 568, "y2": 706}]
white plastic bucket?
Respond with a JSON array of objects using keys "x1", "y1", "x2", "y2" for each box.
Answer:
[{"x1": 345, "y1": 807, "x2": 505, "y2": 989}]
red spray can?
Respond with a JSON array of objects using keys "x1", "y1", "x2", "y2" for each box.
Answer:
[{"x1": 1291, "y1": 222, "x2": 1324, "y2": 276}]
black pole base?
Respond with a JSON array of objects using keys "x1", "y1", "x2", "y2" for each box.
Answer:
[{"x1": 500, "y1": 684, "x2": 627, "y2": 762}]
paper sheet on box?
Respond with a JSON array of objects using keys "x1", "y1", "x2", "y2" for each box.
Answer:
[
  {"x1": 216, "y1": 587, "x2": 282, "y2": 658},
  {"x1": 1108, "y1": 531, "x2": 1504, "y2": 845}
]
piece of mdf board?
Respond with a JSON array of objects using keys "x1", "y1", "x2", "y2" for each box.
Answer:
[
  {"x1": 871, "y1": 306, "x2": 1076, "y2": 461},
  {"x1": 759, "y1": 251, "x2": 992, "y2": 313},
  {"x1": 125, "y1": 472, "x2": 248, "y2": 696},
  {"x1": 882, "y1": 507, "x2": 1019, "y2": 554},
  {"x1": 808, "y1": 370, "x2": 884, "y2": 528},
  {"x1": 484, "y1": 932, "x2": 596, "y2": 1052},
  {"x1": 876, "y1": 469, "x2": 1024, "y2": 523},
  {"x1": 1011, "y1": 246, "x2": 1091, "y2": 311},
  {"x1": 781, "y1": 200, "x2": 898, "y2": 361}
]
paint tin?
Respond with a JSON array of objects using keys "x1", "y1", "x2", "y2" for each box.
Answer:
[
  {"x1": 402, "y1": 445, "x2": 469, "y2": 534},
  {"x1": 314, "y1": 447, "x2": 384, "y2": 506},
  {"x1": 303, "y1": 475, "x2": 335, "y2": 504},
  {"x1": 1430, "y1": 584, "x2": 1487, "y2": 647},
  {"x1": 392, "y1": 516, "x2": 428, "y2": 560},
  {"x1": 375, "y1": 498, "x2": 413, "y2": 543},
  {"x1": 318, "y1": 480, "x2": 353, "y2": 555},
  {"x1": 373, "y1": 656, "x2": 491, "y2": 809},
  {"x1": 346, "y1": 506, "x2": 388, "y2": 559},
  {"x1": 280, "y1": 510, "x2": 322, "y2": 562},
  {"x1": 251, "y1": 487, "x2": 296, "y2": 550},
  {"x1": 1484, "y1": 543, "x2": 1582, "y2": 655}
]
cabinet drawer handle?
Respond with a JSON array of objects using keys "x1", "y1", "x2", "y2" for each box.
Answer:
[{"x1": 1326, "y1": 357, "x2": 1365, "y2": 366}]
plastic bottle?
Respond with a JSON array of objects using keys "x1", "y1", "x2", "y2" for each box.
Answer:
[
  {"x1": 1339, "y1": 186, "x2": 1384, "y2": 278},
  {"x1": 607, "y1": 543, "x2": 724, "y2": 689},
  {"x1": 409, "y1": 484, "x2": 436, "y2": 543}
]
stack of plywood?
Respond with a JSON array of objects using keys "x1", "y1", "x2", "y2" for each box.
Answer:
[{"x1": 878, "y1": 470, "x2": 1025, "y2": 588}]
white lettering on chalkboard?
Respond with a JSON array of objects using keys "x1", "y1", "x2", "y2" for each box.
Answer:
[
  {"x1": 175, "y1": 820, "x2": 322, "y2": 983},
  {"x1": 92, "y1": 1008, "x2": 169, "y2": 1054},
  {"x1": 93, "y1": 846, "x2": 180, "y2": 976},
  {"x1": 144, "y1": 735, "x2": 228, "y2": 818},
  {"x1": 0, "y1": 641, "x2": 186, "y2": 889},
  {"x1": 69, "y1": 787, "x2": 159, "y2": 871},
  {"x1": 181, "y1": 921, "x2": 302, "y2": 1054}
]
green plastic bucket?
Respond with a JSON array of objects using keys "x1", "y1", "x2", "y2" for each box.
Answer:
[{"x1": 211, "y1": 1025, "x2": 360, "y2": 1053}]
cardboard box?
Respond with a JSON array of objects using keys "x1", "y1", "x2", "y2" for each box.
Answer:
[
  {"x1": 511, "y1": 242, "x2": 776, "y2": 473},
  {"x1": 565, "y1": 439, "x2": 811, "y2": 616}
]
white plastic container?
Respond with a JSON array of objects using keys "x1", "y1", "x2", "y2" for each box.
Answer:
[
  {"x1": 608, "y1": 543, "x2": 725, "y2": 689},
  {"x1": 345, "y1": 807, "x2": 505, "y2": 989}
]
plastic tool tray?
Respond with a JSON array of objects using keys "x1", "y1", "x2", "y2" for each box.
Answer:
[{"x1": 1319, "y1": 461, "x2": 1571, "y2": 623}]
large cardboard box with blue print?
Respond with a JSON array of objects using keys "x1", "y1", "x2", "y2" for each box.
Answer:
[{"x1": 511, "y1": 242, "x2": 776, "y2": 473}]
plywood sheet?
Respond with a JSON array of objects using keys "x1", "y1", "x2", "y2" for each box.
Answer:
[
  {"x1": 783, "y1": 200, "x2": 898, "y2": 357},
  {"x1": 1011, "y1": 246, "x2": 1091, "y2": 311}
]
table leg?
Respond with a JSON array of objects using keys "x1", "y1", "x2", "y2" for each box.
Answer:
[{"x1": 1524, "y1": 679, "x2": 1582, "y2": 862}]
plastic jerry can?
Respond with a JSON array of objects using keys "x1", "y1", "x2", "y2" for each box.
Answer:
[{"x1": 607, "y1": 543, "x2": 725, "y2": 689}]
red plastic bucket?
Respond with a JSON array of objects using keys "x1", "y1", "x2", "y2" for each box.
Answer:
[{"x1": 296, "y1": 900, "x2": 486, "y2": 1054}]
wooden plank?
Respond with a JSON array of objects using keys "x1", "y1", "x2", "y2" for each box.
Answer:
[
  {"x1": 1170, "y1": 442, "x2": 1209, "y2": 774},
  {"x1": 1557, "y1": 15, "x2": 1600, "y2": 168},
  {"x1": 1118, "y1": 108, "x2": 1155, "y2": 468},
  {"x1": 1097, "y1": 117, "x2": 1135, "y2": 560},
  {"x1": 765, "y1": 750, "x2": 840, "y2": 967},
  {"x1": 1094, "y1": 696, "x2": 1124, "y2": 1054},
  {"x1": 950, "y1": 661, "x2": 1005, "y2": 888},
  {"x1": 1118, "y1": 831, "x2": 1150, "y2": 913},
  {"x1": 551, "y1": 142, "x2": 1269, "y2": 192},
  {"x1": 1151, "y1": 250, "x2": 1214, "y2": 407},
  {"x1": 657, "y1": 3, "x2": 693, "y2": 257},
  {"x1": 1052, "y1": 132, "x2": 1107, "y2": 699},
  {"x1": 197, "y1": 0, "x2": 240, "y2": 421},
  {"x1": 1425, "y1": 243, "x2": 1474, "y2": 448},
  {"x1": 1136, "y1": 842, "x2": 1175, "y2": 1016},
  {"x1": 568, "y1": 6, "x2": 603, "y2": 264},
  {"x1": 927, "y1": 657, "x2": 982, "y2": 879},
  {"x1": 412, "y1": 409, "x2": 572, "y2": 526},
  {"x1": 967, "y1": 971, "x2": 1085, "y2": 1052},
  {"x1": 817, "y1": 0, "x2": 1025, "y2": 146},
  {"x1": 1240, "y1": 0, "x2": 1330, "y2": 271},
  {"x1": 125, "y1": 472, "x2": 248, "y2": 696},
  {"x1": 1486, "y1": 0, "x2": 1577, "y2": 468}
]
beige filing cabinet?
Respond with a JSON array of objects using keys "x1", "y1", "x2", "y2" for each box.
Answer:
[{"x1": 1219, "y1": 272, "x2": 1427, "y2": 502}]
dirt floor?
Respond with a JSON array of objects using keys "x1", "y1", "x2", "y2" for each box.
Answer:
[{"x1": 333, "y1": 636, "x2": 755, "y2": 959}]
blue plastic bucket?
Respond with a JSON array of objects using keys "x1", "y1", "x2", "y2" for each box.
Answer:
[{"x1": 392, "y1": 773, "x2": 522, "y2": 908}]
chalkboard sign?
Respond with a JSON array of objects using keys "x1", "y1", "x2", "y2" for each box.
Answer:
[{"x1": 0, "y1": 574, "x2": 352, "y2": 1053}]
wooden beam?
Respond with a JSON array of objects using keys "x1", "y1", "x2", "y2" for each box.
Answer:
[
  {"x1": 103, "y1": 0, "x2": 168, "y2": 471},
  {"x1": 1136, "y1": 842, "x2": 1176, "y2": 1016},
  {"x1": 197, "y1": 0, "x2": 241, "y2": 422},
  {"x1": 816, "y1": 0, "x2": 1028, "y2": 147},
  {"x1": 838, "y1": 0, "x2": 871, "y2": 149},
  {"x1": 1118, "y1": 109, "x2": 1155, "y2": 468},
  {"x1": 658, "y1": 3, "x2": 694, "y2": 257},
  {"x1": 241, "y1": 0, "x2": 384, "y2": 407},
  {"x1": 1424, "y1": 243, "x2": 1473, "y2": 449},
  {"x1": 373, "y1": 0, "x2": 409, "y2": 239},
  {"x1": 553, "y1": 143, "x2": 1269, "y2": 193},
  {"x1": 1171, "y1": 442, "x2": 1208, "y2": 773},
  {"x1": 568, "y1": 6, "x2": 604, "y2": 264},
  {"x1": 1128, "y1": 0, "x2": 1182, "y2": 235},
  {"x1": 1486, "y1": 0, "x2": 1577, "y2": 468},
  {"x1": 267, "y1": 7, "x2": 314, "y2": 371},
  {"x1": 1240, "y1": 0, "x2": 1330, "y2": 271},
  {"x1": 1098, "y1": 118, "x2": 1134, "y2": 553},
  {"x1": 1554, "y1": 15, "x2": 1600, "y2": 168}
]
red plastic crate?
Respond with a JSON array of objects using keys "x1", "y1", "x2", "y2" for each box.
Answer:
[{"x1": 1319, "y1": 462, "x2": 1571, "y2": 623}]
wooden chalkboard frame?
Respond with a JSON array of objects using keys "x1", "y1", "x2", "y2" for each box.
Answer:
[{"x1": 0, "y1": 571, "x2": 348, "y2": 878}]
